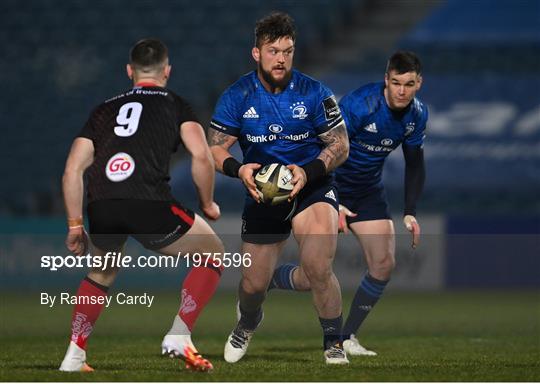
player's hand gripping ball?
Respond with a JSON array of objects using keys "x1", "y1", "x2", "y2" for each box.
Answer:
[{"x1": 254, "y1": 163, "x2": 294, "y2": 205}]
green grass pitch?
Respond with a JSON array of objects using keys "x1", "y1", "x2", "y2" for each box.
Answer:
[{"x1": 1, "y1": 290, "x2": 539, "y2": 381}]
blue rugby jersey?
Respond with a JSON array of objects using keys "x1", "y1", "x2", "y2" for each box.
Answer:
[
  {"x1": 210, "y1": 70, "x2": 343, "y2": 167},
  {"x1": 336, "y1": 82, "x2": 428, "y2": 197}
]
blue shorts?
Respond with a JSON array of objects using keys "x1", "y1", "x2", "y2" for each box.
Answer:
[
  {"x1": 241, "y1": 178, "x2": 339, "y2": 244},
  {"x1": 339, "y1": 188, "x2": 391, "y2": 224}
]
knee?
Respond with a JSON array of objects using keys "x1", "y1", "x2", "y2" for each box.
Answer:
[
  {"x1": 369, "y1": 252, "x2": 395, "y2": 280},
  {"x1": 301, "y1": 262, "x2": 333, "y2": 289},
  {"x1": 294, "y1": 267, "x2": 312, "y2": 291},
  {"x1": 381, "y1": 251, "x2": 396, "y2": 274},
  {"x1": 193, "y1": 234, "x2": 224, "y2": 256},
  {"x1": 241, "y1": 275, "x2": 269, "y2": 295},
  {"x1": 208, "y1": 235, "x2": 225, "y2": 255}
]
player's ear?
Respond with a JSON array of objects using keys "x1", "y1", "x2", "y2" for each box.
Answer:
[
  {"x1": 164, "y1": 64, "x2": 171, "y2": 79},
  {"x1": 252, "y1": 47, "x2": 260, "y2": 63},
  {"x1": 384, "y1": 72, "x2": 389, "y2": 87},
  {"x1": 415, "y1": 74, "x2": 423, "y2": 91},
  {"x1": 126, "y1": 64, "x2": 133, "y2": 80}
]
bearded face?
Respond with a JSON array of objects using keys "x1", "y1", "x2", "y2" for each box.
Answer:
[{"x1": 253, "y1": 37, "x2": 294, "y2": 91}]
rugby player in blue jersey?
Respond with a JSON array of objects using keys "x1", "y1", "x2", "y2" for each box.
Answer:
[
  {"x1": 269, "y1": 51, "x2": 427, "y2": 356},
  {"x1": 208, "y1": 12, "x2": 350, "y2": 364}
]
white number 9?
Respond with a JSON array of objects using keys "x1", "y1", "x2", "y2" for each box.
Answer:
[{"x1": 114, "y1": 102, "x2": 143, "y2": 137}]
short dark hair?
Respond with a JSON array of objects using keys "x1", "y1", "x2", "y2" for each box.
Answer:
[
  {"x1": 386, "y1": 51, "x2": 422, "y2": 75},
  {"x1": 254, "y1": 11, "x2": 296, "y2": 47},
  {"x1": 129, "y1": 38, "x2": 168, "y2": 72}
]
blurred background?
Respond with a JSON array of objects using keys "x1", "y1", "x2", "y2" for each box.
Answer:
[{"x1": 0, "y1": 0, "x2": 539, "y2": 291}]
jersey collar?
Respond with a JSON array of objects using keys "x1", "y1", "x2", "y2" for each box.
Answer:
[{"x1": 135, "y1": 82, "x2": 160, "y2": 88}]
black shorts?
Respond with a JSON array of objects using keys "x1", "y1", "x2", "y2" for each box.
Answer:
[
  {"x1": 241, "y1": 179, "x2": 339, "y2": 244},
  {"x1": 87, "y1": 199, "x2": 195, "y2": 251},
  {"x1": 340, "y1": 188, "x2": 391, "y2": 225}
]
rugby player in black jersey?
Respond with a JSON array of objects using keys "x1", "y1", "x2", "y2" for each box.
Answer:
[{"x1": 59, "y1": 39, "x2": 221, "y2": 372}]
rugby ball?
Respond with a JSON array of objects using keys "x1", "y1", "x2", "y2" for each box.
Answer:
[{"x1": 254, "y1": 163, "x2": 294, "y2": 205}]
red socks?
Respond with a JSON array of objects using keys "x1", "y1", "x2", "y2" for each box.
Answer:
[
  {"x1": 69, "y1": 259, "x2": 222, "y2": 347},
  {"x1": 70, "y1": 277, "x2": 108, "y2": 349},
  {"x1": 178, "y1": 259, "x2": 223, "y2": 331}
]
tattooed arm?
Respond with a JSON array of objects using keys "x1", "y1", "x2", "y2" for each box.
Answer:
[
  {"x1": 287, "y1": 121, "x2": 349, "y2": 200},
  {"x1": 207, "y1": 127, "x2": 238, "y2": 173},
  {"x1": 317, "y1": 120, "x2": 349, "y2": 172},
  {"x1": 207, "y1": 127, "x2": 261, "y2": 201}
]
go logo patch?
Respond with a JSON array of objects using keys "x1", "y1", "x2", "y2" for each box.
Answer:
[{"x1": 105, "y1": 152, "x2": 135, "y2": 182}]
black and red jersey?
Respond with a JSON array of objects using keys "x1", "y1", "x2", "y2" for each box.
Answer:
[{"x1": 79, "y1": 85, "x2": 198, "y2": 202}]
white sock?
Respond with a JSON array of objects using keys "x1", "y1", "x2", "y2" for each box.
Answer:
[{"x1": 167, "y1": 314, "x2": 190, "y2": 336}]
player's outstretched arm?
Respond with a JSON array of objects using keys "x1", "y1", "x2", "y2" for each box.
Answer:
[
  {"x1": 62, "y1": 137, "x2": 94, "y2": 255},
  {"x1": 181, "y1": 122, "x2": 220, "y2": 220},
  {"x1": 317, "y1": 121, "x2": 349, "y2": 172},
  {"x1": 207, "y1": 127, "x2": 261, "y2": 202},
  {"x1": 402, "y1": 144, "x2": 426, "y2": 248}
]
